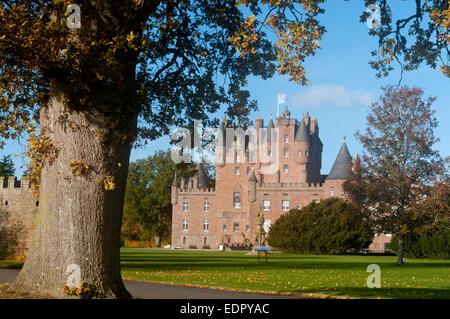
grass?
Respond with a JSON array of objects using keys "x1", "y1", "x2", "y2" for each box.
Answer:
[{"x1": 1, "y1": 249, "x2": 449, "y2": 299}]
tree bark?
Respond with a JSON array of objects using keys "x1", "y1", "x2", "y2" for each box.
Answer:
[
  {"x1": 396, "y1": 236, "x2": 405, "y2": 265},
  {"x1": 9, "y1": 83, "x2": 137, "y2": 298}
]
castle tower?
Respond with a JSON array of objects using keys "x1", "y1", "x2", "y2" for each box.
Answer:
[
  {"x1": 248, "y1": 170, "x2": 257, "y2": 203},
  {"x1": 215, "y1": 118, "x2": 227, "y2": 167},
  {"x1": 295, "y1": 115, "x2": 310, "y2": 183},
  {"x1": 171, "y1": 174, "x2": 178, "y2": 205}
]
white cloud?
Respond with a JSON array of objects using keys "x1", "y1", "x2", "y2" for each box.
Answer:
[{"x1": 292, "y1": 84, "x2": 375, "y2": 108}]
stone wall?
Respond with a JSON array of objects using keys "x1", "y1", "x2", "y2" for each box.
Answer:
[{"x1": 0, "y1": 177, "x2": 38, "y2": 256}]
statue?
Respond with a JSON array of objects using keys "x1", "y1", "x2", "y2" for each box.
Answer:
[{"x1": 254, "y1": 206, "x2": 266, "y2": 246}]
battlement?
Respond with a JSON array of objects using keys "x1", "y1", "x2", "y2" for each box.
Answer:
[
  {"x1": 178, "y1": 187, "x2": 216, "y2": 194},
  {"x1": 257, "y1": 182, "x2": 324, "y2": 190},
  {"x1": 0, "y1": 176, "x2": 31, "y2": 190}
]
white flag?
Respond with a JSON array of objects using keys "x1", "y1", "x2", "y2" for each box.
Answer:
[{"x1": 278, "y1": 94, "x2": 287, "y2": 104}]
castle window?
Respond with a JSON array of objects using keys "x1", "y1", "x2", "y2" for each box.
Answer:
[
  {"x1": 203, "y1": 220, "x2": 209, "y2": 232},
  {"x1": 263, "y1": 200, "x2": 271, "y2": 211},
  {"x1": 182, "y1": 202, "x2": 189, "y2": 212},
  {"x1": 247, "y1": 166, "x2": 250, "y2": 175},
  {"x1": 204, "y1": 237, "x2": 207, "y2": 245},
  {"x1": 233, "y1": 192, "x2": 241, "y2": 208},
  {"x1": 296, "y1": 204, "x2": 302, "y2": 210},
  {"x1": 233, "y1": 223, "x2": 239, "y2": 232},
  {"x1": 298, "y1": 150, "x2": 302, "y2": 157},
  {"x1": 284, "y1": 149, "x2": 289, "y2": 158},
  {"x1": 183, "y1": 237, "x2": 186, "y2": 245},
  {"x1": 203, "y1": 202, "x2": 209, "y2": 212},
  {"x1": 223, "y1": 224, "x2": 227, "y2": 232},
  {"x1": 182, "y1": 219, "x2": 188, "y2": 231},
  {"x1": 281, "y1": 200, "x2": 290, "y2": 211},
  {"x1": 305, "y1": 151, "x2": 309, "y2": 157},
  {"x1": 235, "y1": 166, "x2": 240, "y2": 175},
  {"x1": 246, "y1": 225, "x2": 249, "y2": 232},
  {"x1": 284, "y1": 165, "x2": 288, "y2": 173},
  {"x1": 284, "y1": 134, "x2": 289, "y2": 143},
  {"x1": 330, "y1": 187, "x2": 334, "y2": 196}
]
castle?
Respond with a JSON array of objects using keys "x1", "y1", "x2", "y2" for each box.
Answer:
[
  {"x1": 0, "y1": 109, "x2": 390, "y2": 256},
  {"x1": 0, "y1": 177, "x2": 37, "y2": 256},
  {"x1": 171, "y1": 109, "x2": 391, "y2": 252}
]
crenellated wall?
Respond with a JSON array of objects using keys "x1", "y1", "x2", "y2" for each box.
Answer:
[{"x1": 0, "y1": 176, "x2": 38, "y2": 256}]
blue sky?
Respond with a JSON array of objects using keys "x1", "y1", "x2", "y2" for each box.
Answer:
[{"x1": 2, "y1": 1, "x2": 449, "y2": 177}]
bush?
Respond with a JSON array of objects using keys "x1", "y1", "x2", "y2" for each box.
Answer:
[
  {"x1": 389, "y1": 228, "x2": 450, "y2": 259},
  {"x1": 189, "y1": 245, "x2": 197, "y2": 249},
  {"x1": 202, "y1": 245, "x2": 210, "y2": 249},
  {"x1": 267, "y1": 198, "x2": 373, "y2": 254},
  {"x1": 123, "y1": 240, "x2": 169, "y2": 248}
]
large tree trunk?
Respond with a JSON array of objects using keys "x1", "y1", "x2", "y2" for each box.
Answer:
[
  {"x1": 396, "y1": 236, "x2": 405, "y2": 265},
  {"x1": 9, "y1": 83, "x2": 137, "y2": 298}
]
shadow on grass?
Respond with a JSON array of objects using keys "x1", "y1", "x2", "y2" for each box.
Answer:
[
  {"x1": 295, "y1": 287, "x2": 450, "y2": 299},
  {"x1": 120, "y1": 251, "x2": 448, "y2": 272}
]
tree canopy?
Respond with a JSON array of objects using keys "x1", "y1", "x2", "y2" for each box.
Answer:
[
  {"x1": 122, "y1": 150, "x2": 205, "y2": 244},
  {"x1": 0, "y1": 155, "x2": 15, "y2": 177},
  {"x1": 344, "y1": 85, "x2": 447, "y2": 264}
]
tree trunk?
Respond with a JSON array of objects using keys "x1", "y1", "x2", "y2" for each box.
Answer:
[
  {"x1": 396, "y1": 236, "x2": 405, "y2": 265},
  {"x1": 154, "y1": 235, "x2": 161, "y2": 248},
  {"x1": 9, "y1": 83, "x2": 137, "y2": 298}
]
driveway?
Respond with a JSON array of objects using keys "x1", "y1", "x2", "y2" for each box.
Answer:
[{"x1": 0, "y1": 268, "x2": 300, "y2": 299}]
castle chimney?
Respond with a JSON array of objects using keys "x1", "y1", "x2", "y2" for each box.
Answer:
[
  {"x1": 188, "y1": 178, "x2": 193, "y2": 189},
  {"x1": 180, "y1": 177, "x2": 186, "y2": 190}
]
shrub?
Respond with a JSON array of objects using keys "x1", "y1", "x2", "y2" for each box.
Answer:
[
  {"x1": 189, "y1": 245, "x2": 197, "y2": 249},
  {"x1": 389, "y1": 228, "x2": 450, "y2": 259},
  {"x1": 267, "y1": 198, "x2": 373, "y2": 254},
  {"x1": 202, "y1": 245, "x2": 210, "y2": 249}
]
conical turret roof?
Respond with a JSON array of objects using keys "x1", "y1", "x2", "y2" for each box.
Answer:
[
  {"x1": 266, "y1": 117, "x2": 275, "y2": 142},
  {"x1": 327, "y1": 142, "x2": 353, "y2": 180},
  {"x1": 195, "y1": 163, "x2": 209, "y2": 188},
  {"x1": 248, "y1": 170, "x2": 258, "y2": 183},
  {"x1": 295, "y1": 119, "x2": 309, "y2": 142}
]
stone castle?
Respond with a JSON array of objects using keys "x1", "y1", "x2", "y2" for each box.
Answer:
[
  {"x1": 171, "y1": 109, "x2": 391, "y2": 252},
  {"x1": 0, "y1": 109, "x2": 390, "y2": 256},
  {"x1": 0, "y1": 177, "x2": 37, "y2": 256}
]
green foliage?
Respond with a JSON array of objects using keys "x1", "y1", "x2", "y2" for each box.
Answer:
[
  {"x1": 122, "y1": 150, "x2": 203, "y2": 243},
  {"x1": 267, "y1": 198, "x2": 373, "y2": 254},
  {"x1": 389, "y1": 228, "x2": 450, "y2": 259},
  {"x1": 0, "y1": 155, "x2": 15, "y2": 177}
]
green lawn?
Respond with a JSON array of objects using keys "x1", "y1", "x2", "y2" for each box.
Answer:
[{"x1": 2, "y1": 249, "x2": 449, "y2": 299}]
